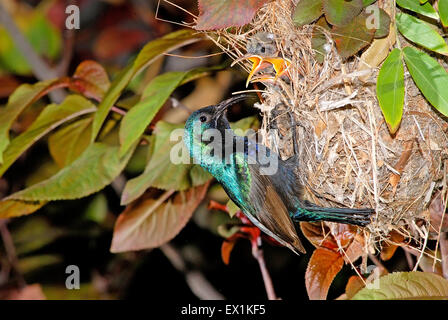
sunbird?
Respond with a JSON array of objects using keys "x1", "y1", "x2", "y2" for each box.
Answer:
[
  {"x1": 231, "y1": 32, "x2": 292, "y2": 87},
  {"x1": 183, "y1": 95, "x2": 374, "y2": 254}
]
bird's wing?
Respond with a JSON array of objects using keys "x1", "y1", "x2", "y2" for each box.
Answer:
[{"x1": 233, "y1": 138, "x2": 306, "y2": 254}]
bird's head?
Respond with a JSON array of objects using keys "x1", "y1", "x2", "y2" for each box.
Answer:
[{"x1": 183, "y1": 95, "x2": 248, "y2": 160}]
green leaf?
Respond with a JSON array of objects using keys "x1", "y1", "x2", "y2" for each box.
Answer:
[
  {"x1": 332, "y1": 13, "x2": 376, "y2": 59},
  {"x1": 396, "y1": 0, "x2": 439, "y2": 20},
  {"x1": 119, "y1": 72, "x2": 186, "y2": 157},
  {"x1": 0, "y1": 12, "x2": 61, "y2": 75},
  {"x1": 403, "y1": 46, "x2": 448, "y2": 117},
  {"x1": 226, "y1": 199, "x2": 240, "y2": 218},
  {"x1": 13, "y1": 216, "x2": 62, "y2": 255},
  {"x1": 363, "y1": 0, "x2": 376, "y2": 6},
  {"x1": 0, "y1": 79, "x2": 60, "y2": 163},
  {"x1": 84, "y1": 193, "x2": 108, "y2": 224},
  {"x1": 91, "y1": 29, "x2": 201, "y2": 141},
  {"x1": 352, "y1": 272, "x2": 448, "y2": 300},
  {"x1": 0, "y1": 200, "x2": 46, "y2": 219},
  {"x1": 322, "y1": 0, "x2": 363, "y2": 26},
  {"x1": 48, "y1": 117, "x2": 93, "y2": 167},
  {"x1": 0, "y1": 95, "x2": 96, "y2": 177},
  {"x1": 439, "y1": 0, "x2": 448, "y2": 27},
  {"x1": 293, "y1": 0, "x2": 323, "y2": 26},
  {"x1": 6, "y1": 142, "x2": 136, "y2": 202},
  {"x1": 121, "y1": 122, "x2": 211, "y2": 205},
  {"x1": 376, "y1": 48, "x2": 405, "y2": 134},
  {"x1": 396, "y1": 13, "x2": 448, "y2": 56}
]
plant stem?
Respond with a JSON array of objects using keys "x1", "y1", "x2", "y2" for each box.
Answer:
[
  {"x1": 252, "y1": 241, "x2": 277, "y2": 300},
  {"x1": 440, "y1": 232, "x2": 448, "y2": 279},
  {"x1": 0, "y1": 220, "x2": 26, "y2": 288},
  {"x1": 160, "y1": 243, "x2": 224, "y2": 300}
]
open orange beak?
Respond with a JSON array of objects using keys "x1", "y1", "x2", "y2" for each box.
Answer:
[{"x1": 231, "y1": 55, "x2": 292, "y2": 87}]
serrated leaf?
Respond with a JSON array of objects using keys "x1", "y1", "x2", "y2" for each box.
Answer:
[
  {"x1": 0, "y1": 79, "x2": 61, "y2": 163},
  {"x1": 332, "y1": 13, "x2": 376, "y2": 59},
  {"x1": 71, "y1": 60, "x2": 110, "y2": 100},
  {"x1": 119, "y1": 72, "x2": 186, "y2": 156},
  {"x1": 376, "y1": 48, "x2": 405, "y2": 134},
  {"x1": 121, "y1": 122, "x2": 211, "y2": 205},
  {"x1": 293, "y1": 0, "x2": 323, "y2": 26},
  {"x1": 352, "y1": 272, "x2": 448, "y2": 300},
  {"x1": 110, "y1": 183, "x2": 209, "y2": 252},
  {"x1": 439, "y1": 0, "x2": 448, "y2": 27},
  {"x1": 0, "y1": 200, "x2": 46, "y2": 219},
  {"x1": 305, "y1": 247, "x2": 344, "y2": 300},
  {"x1": 195, "y1": 0, "x2": 273, "y2": 30},
  {"x1": 6, "y1": 142, "x2": 136, "y2": 202},
  {"x1": 0, "y1": 95, "x2": 97, "y2": 177},
  {"x1": 48, "y1": 118, "x2": 92, "y2": 167},
  {"x1": 403, "y1": 46, "x2": 448, "y2": 117},
  {"x1": 91, "y1": 29, "x2": 201, "y2": 142},
  {"x1": 396, "y1": 13, "x2": 448, "y2": 56},
  {"x1": 396, "y1": 0, "x2": 439, "y2": 20},
  {"x1": 323, "y1": 0, "x2": 363, "y2": 27}
]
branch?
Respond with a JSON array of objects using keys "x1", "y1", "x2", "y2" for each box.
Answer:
[
  {"x1": 160, "y1": 243, "x2": 224, "y2": 300},
  {"x1": 252, "y1": 240, "x2": 277, "y2": 300},
  {"x1": 0, "y1": 220, "x2": 26, "y2": 288},
  {"x1": 440, "y1": 232, "x2": 448, "y2": 279}
]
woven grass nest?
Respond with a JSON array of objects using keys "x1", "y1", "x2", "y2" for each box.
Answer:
[{"x1": 200, "y1": 0, "x2": 448, "y2": 254}]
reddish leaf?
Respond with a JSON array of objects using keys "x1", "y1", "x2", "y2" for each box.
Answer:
[
  {"x1": 110, "y1": 183, "x2": 209, "y2": 253},
  {"x1": 94, "y1": 27, "x2": 150, "y2": 60},
  {"x1": 300, "y1": 222, "x2": 338, "y2": 250},
  {"x1": 0, "y1": 284, "x2": 46, "y2": 300},
  {"x1": 380, "y1": 230, "x2": 405, "y2": 261},
  {"x1": 345, "y1": 275, "x2": 365, "y2": 299},
  {"x1": 195, "y1": 0, "x2": 273, "y2": 30},
  {"x1": 71, "y1": 61, "x2": 111, "y2": 100},
  {"x1": 0, "y1": 76, "x2": 20, "y2": 98},
  {"x1": 221, "y1": 237, "x2": 238, "y2": 265},
  {"x1": 343, "y1": 234, "x2": 365, "y2": 263},
  {"x1": 332, "y1": 13, "x2": 375, "y2": 59},
  {"x1": 305, "y1": 247, "x2": 344, "y2": 300}
]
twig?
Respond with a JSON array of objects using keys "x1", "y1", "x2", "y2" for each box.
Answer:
[
  {"x1": 368, "y1": 253, "x2": 388, "y2": 274},
  {"x1": 404, "y1": 248, "x2": 414, "y2": 271},
  {"x1": 0, "y1": 220, "x2": 26, "y2": 288},
  {"x1": 440, "y1": 232, "x2": 448, "y2": 279},
  {"x1": 252, "y1": 239, "x2": 277, "y2": 300},
  {"x1": 160, "y1": 243, "x2": 224, "y2": 300},
  {"x1": 0, "y1": 3, "x2": 65, "y2": 102}
]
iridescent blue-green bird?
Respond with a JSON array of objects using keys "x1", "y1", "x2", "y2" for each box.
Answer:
[{"x1": 184, "y1": 95, "x2": 374, "y2": 254}]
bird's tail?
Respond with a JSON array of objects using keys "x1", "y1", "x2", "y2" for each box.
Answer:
[{"x1": 292, "y1": 203, "x2": 374, "y2": 227}]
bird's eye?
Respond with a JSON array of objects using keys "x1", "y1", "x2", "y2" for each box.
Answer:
[
  {"x1": 260, "y1": 47, "x2": 265, "y2": 53},
  {"x1": 199, "y1": 115, "x2": 207, "y2": 123}
]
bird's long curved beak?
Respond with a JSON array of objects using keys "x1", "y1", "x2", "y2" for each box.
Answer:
[{"x1": 214, "y1": 95, "x2": 250, "y2": 126}]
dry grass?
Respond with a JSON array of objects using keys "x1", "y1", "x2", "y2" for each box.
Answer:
[{"x1": 197, "y1": 0, "x2": 448, "y2": 259}]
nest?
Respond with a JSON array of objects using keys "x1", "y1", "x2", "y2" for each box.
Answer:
[{"x1": 202, "y1": 0, "x2": 448, "y2": 253}]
